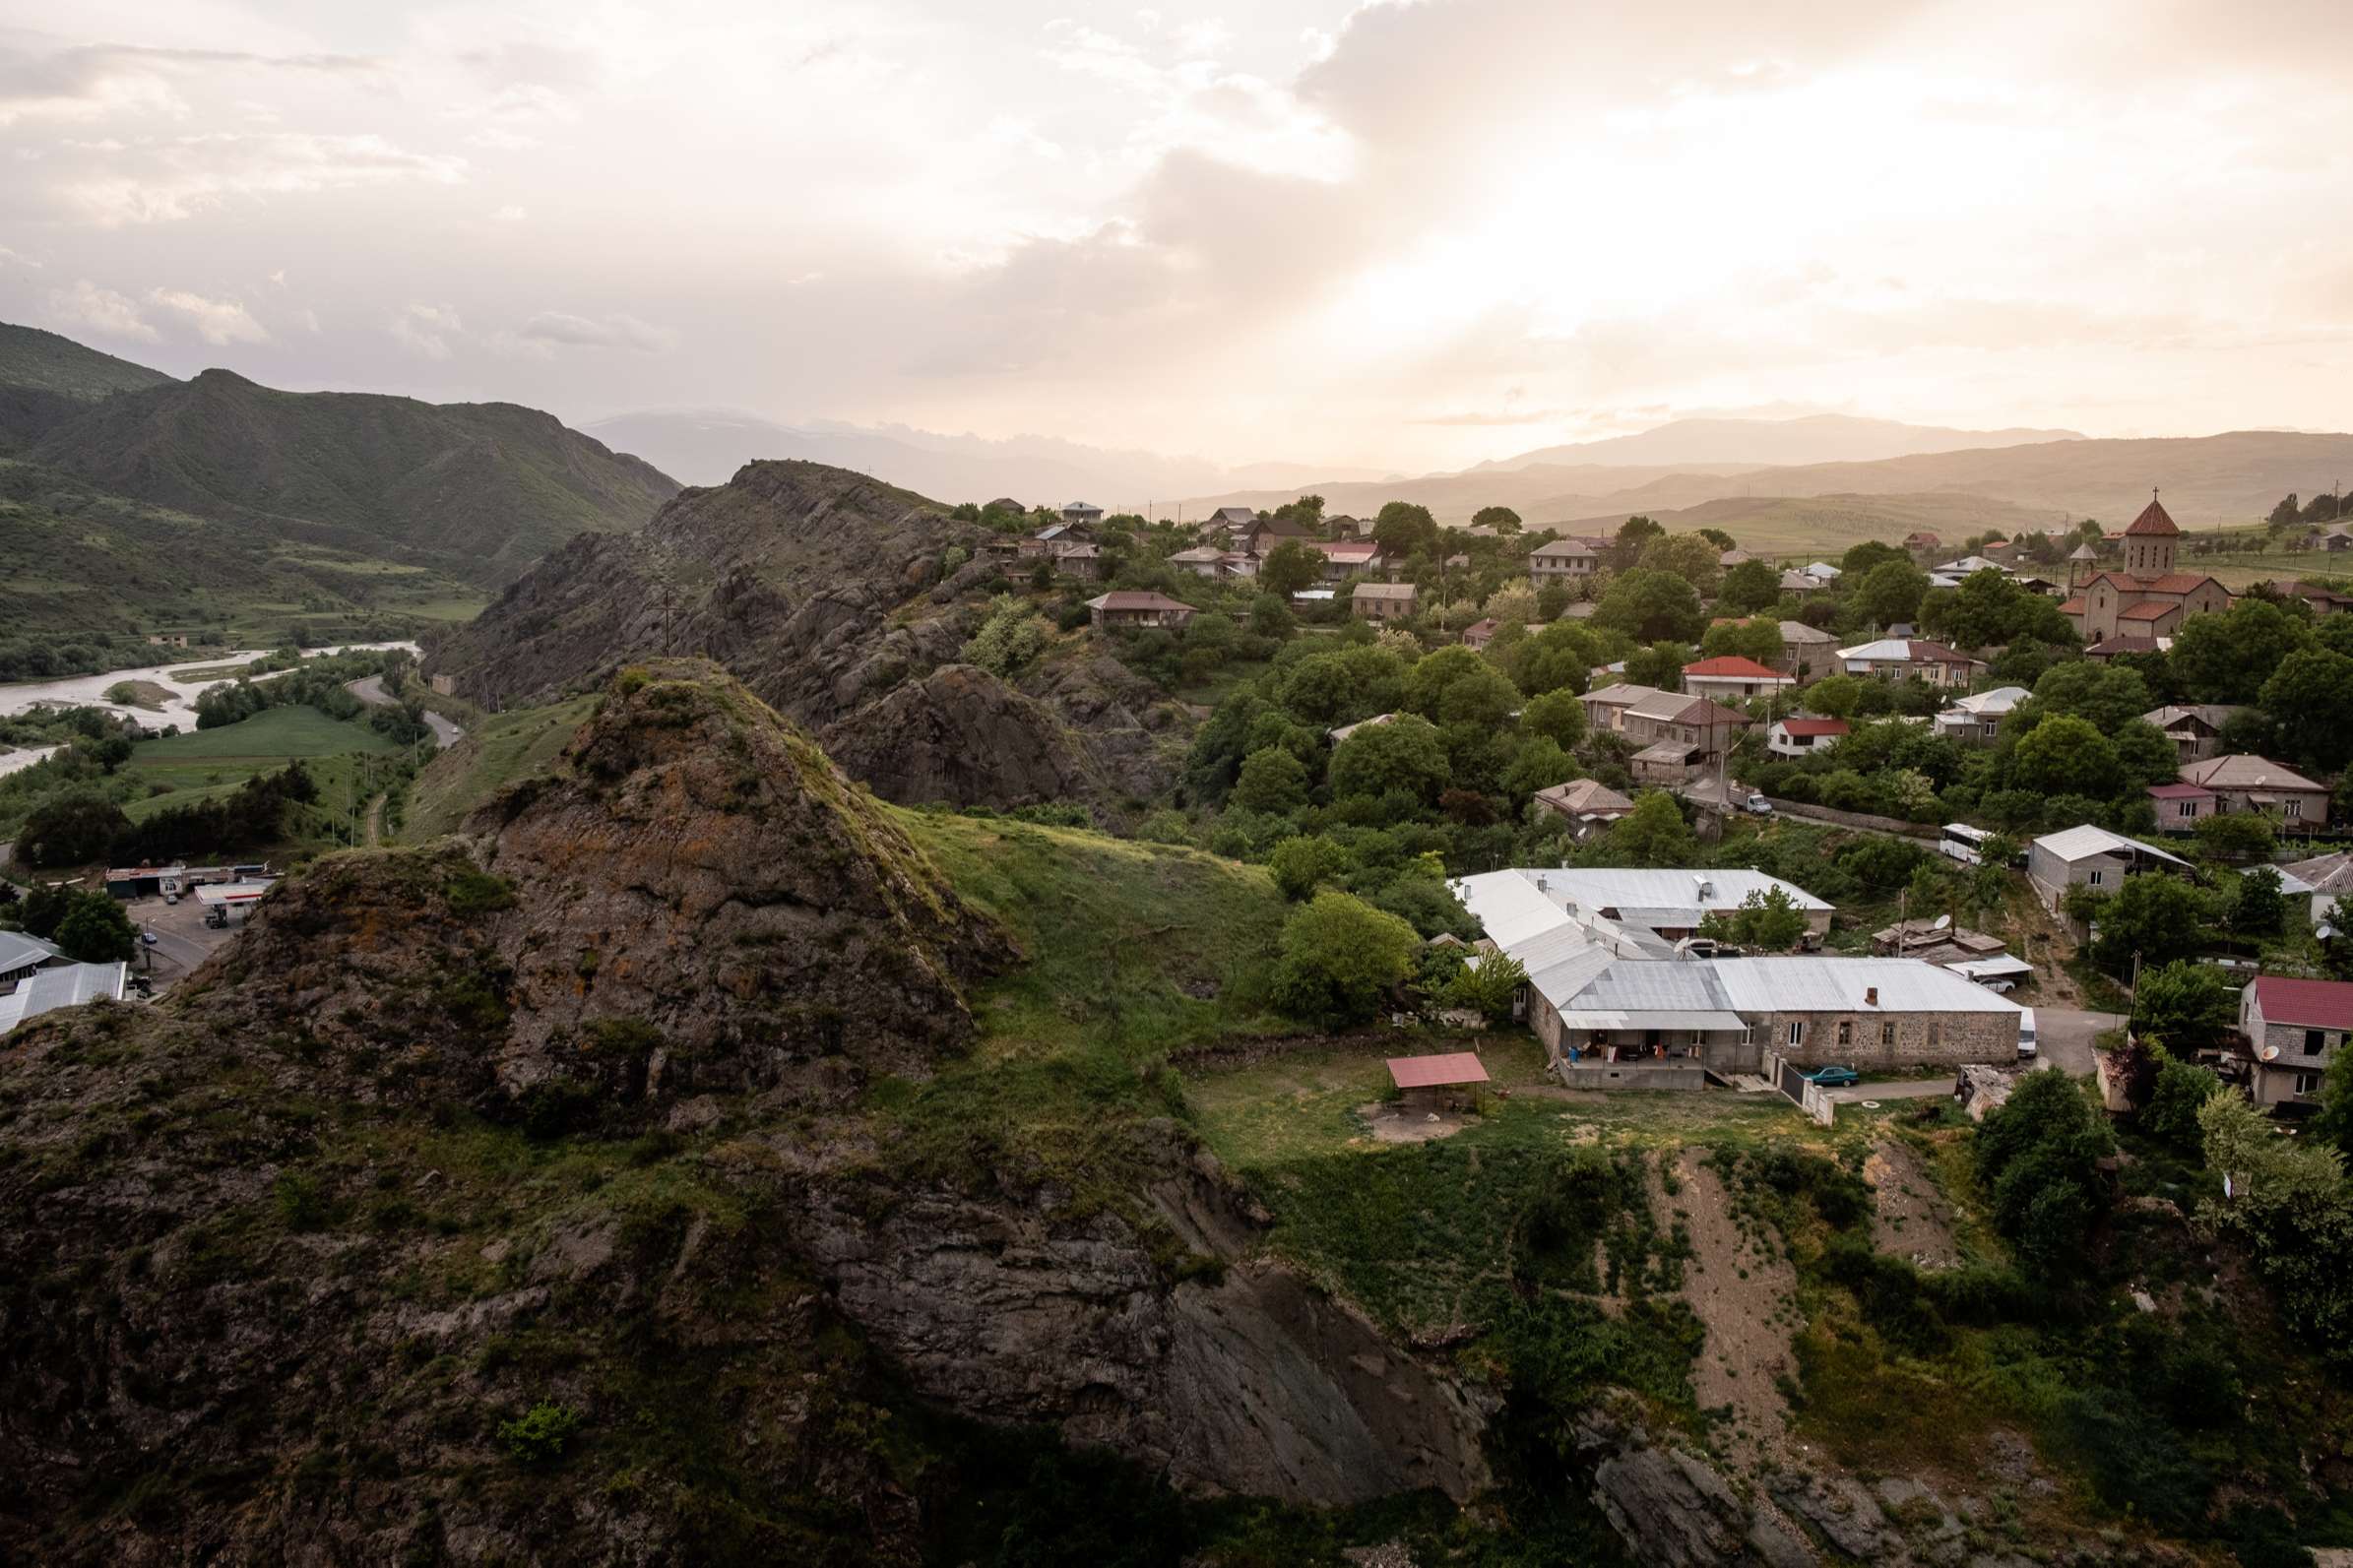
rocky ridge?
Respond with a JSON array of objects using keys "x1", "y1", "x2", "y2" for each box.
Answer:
[
  {"x1": 0, "y1": 664, "x2": 1485, "y2": 1562},
  {"x1": 427, "y1": 460, "x2": 1179, "y2": 810}
]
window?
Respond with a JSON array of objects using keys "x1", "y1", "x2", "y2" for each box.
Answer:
[
  {"x1": 1927, "y1": 1021, "x2": 1942, "y2": 1047},
  {"x1": 2087, "y1": 869, "x2": 2105, "y2": 886},
  {"x1": 2178, "y1": 801, "x2": 2195, "y2": 819},
  {"x1": 2287, "y1": 800, "x2": 2303, "y2": 819},
  {"x1": 1786, "y1": 1021, "x2": 1806, "y2": 1047},
  {"x1": 2295, "y1": 1073, "x2": 2321, "y2": 1097},
  {"x1": 1837, "y1": 1021, "x2": 1852, "y2": 1046},
  {"x1": 1881, "y1": 1022, "x2": 1896, "y2": 1047},
  {"x1": 2308, "y1": 1030, "x2": 2326, "y2": 1057}
]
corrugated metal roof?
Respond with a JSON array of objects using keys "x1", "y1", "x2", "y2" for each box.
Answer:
[
  {"x1": 1544, "y1": 868, "x2": 1832, "y2": 914},
  {"x1": 1712, "y1": 957, "x2": 2021, "y2": 1014},
  {"x1": 0, "y1": 929, "x2": 63, "y2": 972},
  {"x1": 0, "y1": 961, "x2": 126, "y2": 1035},
  {"x1": 1387, "y1": 1052, "x2": 1490, "y2": 1089},
  {"x1": 2032, "y1": 824, "x2": 2192, "y2": 868},
  {"x1": 2253, "y1": 976, "x2": 2353, "y2": 1032}
]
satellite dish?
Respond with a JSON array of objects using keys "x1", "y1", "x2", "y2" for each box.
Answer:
[
  {"x1": 2261, "y1": 1045, "x2": 2281, "y2": 1062},
  {"x1": 1933, "y1": 914, "x2": 1951, "y2": 930}
]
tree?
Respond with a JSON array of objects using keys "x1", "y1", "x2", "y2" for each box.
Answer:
[
  {"x1": 1518, "y1": 688, "x2": 1586, "y2": 749},
  {"x1": 2197, "y1": 1091, "x2": 2353, "y2": 1372},
  {"x1": 2268, "y1": 493, "x2": 2302, "y2": 528},
  {"x1": 1622, "y1": 642, "x2": 1688, "y2": 690},
  {"x1": 1697, "y1": 887, "x2": 1808, "y2": 952},
  {"x1": 1404, "y1": 645, "x2": 1520, "y2": 728},
  {"x1": 17, "y1": 794, "x2": 132, "y2": 868},
  {"x1": 2131, "y1": 961, "x2": 2238, "y2": 1053},
  {"x1": 2028, "y1": 661, "x2": 2152, "y2": 733},
  {"x1": 2259, "y1": 646, "x2": 2353, "y2": 774},
  {"x1": 2194, "y1": 811, "x2": 2276, "y2": 865},
  {"x1": 1853, "y1": 559, "x2": 1930, "y2": 628},
  {"x1": 1259, "y1": 539, "x2": 1321, "y2": 598},
  {"x1": 1604, "y1": 791, "x2": 1695, "y2": 867},
  {"x1": 1501, "y1": 736, "x2": 1575, "y2": 798},
  {"x1": 1373, "y1": 501, "x2": 1440, "y2": 559},
  {"x1": 1471, "y1": 505, "x2": 1522, "y2": 534},
  {"x1": 1443, "y1": 952, "x2": 1527, "y2": 1026},
  {"x1": 51, "y1": 891, "x2": 136, "y2": 964},
  {"x1": 1717, "y1": 559, "x2": 1782, "y2": 614},
  {"x1": 2010, "y1": 715, "x2": 2123, "y2": 799},
  {"x1": 1510, "y1": 622, "x2": 1603, "y2": 697},
  {"x1": 1698, "y1": 618, "x2": 1782, "y2": 667},
  {"x1": 2313, "y1": 1047, "x2": 2353, "y2": 1159},
  {"x1": 1636, "y1": 533, "x2": 1722, "y2": 596},
  {"x1": 1593, "y1": 568, "x2": 1704, "y2": 644},
  {"x1": 961, "y1": 595, "x2": 1053, "y2": 676},
  {"x1": 1840, "y1": 539, "x2": 1907, "y2": 576},
  {"x1": 2138, "y1": 1047, "x2": 2223, "y2": 1149},
  {"x1": 2172, "y1": 599, "x2": 2312, "y2": 704},
  {"x1": 1974, "y1": 1069, "x2": 2114, "y2": 1279},
  {"x1": 2232, "y1": 864, "x2": 2287, "y2": 937},
  {"x1": 1231, "y1": 747, "x2": 1311, "y2": 815},
  {"x1": 2091, "y1": 872, "x2": 2213, "y2": 971},
  {"x1": 1270, "y1": 891, "x2": 1422, "y2": 1027},
  {"x1": 1266, "y1": 835, "x2": 1350, "y2": 901},
  {"x1": 1329, "y1": 714, "x2": 1449, "y2": 804},
  {"x1": 1610, "y1": 515, "x2": 1666, "y2": 571}
]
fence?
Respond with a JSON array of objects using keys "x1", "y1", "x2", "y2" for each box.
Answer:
[{"x1": 1765, "y1": 1050, "x2": 1837, "y2": 1127}]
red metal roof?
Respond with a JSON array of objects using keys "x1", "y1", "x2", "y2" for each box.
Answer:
[
  {"x1": 2144, "y1": 783, "x2": 2213, "y2": 799},
  {"x1": 2119, "y1": 601, "x2": 2179, "y2": 621},
  {"x1": 2124, "y1": 497, "x2": 2182, "y2": 536},
  {"x1": 2254, "y1": 976, "x2": 2353, "y2": 1033},
  {"x1": 1778, "y1": 718, "x2": 1849, "y2": 736},
  {"x1": 1386, "y1": 1052, "x2": 1492, "y2": 1090},
  {"x1": 2057, "y1": 596, "x2": 2087, "y2": 614},
  {"x1": 1683, "y1": 656, "x2": 1784, "y2": 679}
]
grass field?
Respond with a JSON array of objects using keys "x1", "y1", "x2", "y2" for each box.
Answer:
[{"x1": 134, "y1": 706, "x2": 403, "y2": 764}]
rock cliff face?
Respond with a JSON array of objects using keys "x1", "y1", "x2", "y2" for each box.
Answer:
[
  {"x1": 0, "y1": 665, "x2": 1486, "y2": 1563},
  {"x1": 429, "y1": 460, "x2": 1177, "y2": 809}
]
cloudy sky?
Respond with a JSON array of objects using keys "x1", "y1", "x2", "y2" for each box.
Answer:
[{"x1": 2, "y1": 0, "x2": 2348, "y2": 472}]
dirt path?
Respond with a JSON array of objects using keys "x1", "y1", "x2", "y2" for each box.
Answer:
[
  {"x1": 363, "y1": 791, "x2": 386, "y2": 847},
  {"x1": 1670, "y1": 1150, "x2": 1798, "y2": 1473},
  {"x1": 1865, "y1": 1139, "x2": 1962, "y2": 1270}
]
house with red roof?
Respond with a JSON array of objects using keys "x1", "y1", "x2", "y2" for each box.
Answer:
[
  {"x1": 2239, "y1": 975, "x2": 2353, "y2": 1107},
  {"x1": 1768, "y1": 716, "x2": 1851, "y2": 758},
  {"x1": 1681, "y1": 655, "x2": 1795, "y2": 702},
  {"x1": 2062, "y1": 496, "x2": 2233, "y2": 641},
  {"x1": 2144, "y1": 781, "x2": 2216, "y2": 830}
]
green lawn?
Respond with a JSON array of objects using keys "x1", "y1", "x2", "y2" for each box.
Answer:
[{"x1": 133, "y1": 706, "x2": 402, "y2": 764}]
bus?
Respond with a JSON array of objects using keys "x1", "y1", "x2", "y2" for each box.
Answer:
[{"x1": 1940, "y1": 822, "x2": 1996, "y2": 865}]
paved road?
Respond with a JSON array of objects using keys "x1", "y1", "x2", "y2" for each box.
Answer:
[
  {"x1": 346, "y1": 674, "x2": 464, "y2": 750},
  {"x1": 2032, "y1": 1004, "x2": 2114, "y2": 1078}
]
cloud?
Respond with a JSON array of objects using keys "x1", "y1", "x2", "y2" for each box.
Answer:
[
  {"x1": 511, "y1": 310, "x2": 676, "y2": 352},
  {"x1": 149, "y1": 286, "x2": 269, "y2": 345},
  {"x1": 55, "y1": 132, "x2": 467, "y2": 225},
  {"x1": 389, "y1": 302, "x2": 462, "y2": 359},
  {"x1": 48, "y1": 279, "x2": 158, "y2": 341},
  {"x1": 0, "y1": 40, "x2": 379, "y2": 128},
  {"x1": 0, "y1": 244, "x2": 40, "y2": 269}
]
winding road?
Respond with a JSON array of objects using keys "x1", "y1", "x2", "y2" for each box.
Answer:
[{"x1": 346, "y1": 675, "x2": 465, "y2": 750}]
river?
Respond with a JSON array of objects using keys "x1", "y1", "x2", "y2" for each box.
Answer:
[{"x1": 0, "y1": 642, "x2": 421, "y2": 733}]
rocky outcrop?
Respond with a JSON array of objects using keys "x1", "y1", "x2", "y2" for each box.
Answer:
[
  {"x1": 0, "y1": 665, "x2": 1490, "y2": 1562},
  {"x1": 429, "y1": 459, "x2": 1165, "y2": 809}
]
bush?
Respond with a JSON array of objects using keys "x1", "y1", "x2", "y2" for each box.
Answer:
[
  {"x1": 1974, "y1": 1071, "x2": 2113, "y2": 1279},
  {"x1": 52, "y1": 893, "x2": 136, "y2": 963},
  {"x1": 1269, "y1": 891, "x2": 1420, "y2": 1027},
  {"x1": 1266, "y1": 836, "x2": 1351, "y2": 901},
  {"x1": 498, "y1": 1401, "x2": 582, "y2": 1465}
]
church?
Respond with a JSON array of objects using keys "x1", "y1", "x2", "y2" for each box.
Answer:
[{"x1": 2059, "y1": 495, "x2": 2232, "y2": 642}]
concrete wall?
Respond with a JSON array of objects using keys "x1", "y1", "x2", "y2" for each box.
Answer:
[{"x1": 1557, "y1": 1062, "x2": 1708, "y2": 1092}]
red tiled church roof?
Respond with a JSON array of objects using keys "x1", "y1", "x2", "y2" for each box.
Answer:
[{"x1": 2124, "y1": 497, "x2": 2181, "y2": 536}]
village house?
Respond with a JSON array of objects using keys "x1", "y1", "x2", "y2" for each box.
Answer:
[
  {"x1": 1902, "y1": 532, "x2": 1941, "y2": 552},
  {"x1": 1578, "y1": 681, "x2": 1658, "y2": 736},
  {"x1": 1168, "y1": 545, "x2": 1228, "y2": 579},
  {"x1": 2177, "y1": 754, "x2": 2331, "y2": 832},
  {"x1": 1775, "y1": 619, "x2": 1839, "y2": 676},
  {"x1": 1622, "y1": 691, "x2": 1752, "y2": 770},
  {"x1": 1236, "y1": 514, "x2": 1318, "y2": 555},
  {"x1": 2276, "y1": 581, "x2": 2353, "y2": 616},
  {"x1": 1311, "y1": 540, "x2": 1387, "y2": 582},
  {"x1": 144, "y1": 632, "x2": 190, "y2": 648},
  {"x1": 1681, "y1": 656, "x2": 1794, "y2": 702},
  {"x1": 1085, "y1": 591, "x2": 1195, "y2": 630},
  {"x1": 1049, "y1": 542, "x2": 1105, "y2": 580},
  {"x1": 2280, "y1": 850, "x2": 2353, "y2": 929},
  {"x1": 2026, "y1": 824, "x2": 2194, "y2": 911},
  {"x1": 1352, "y1": 581, "x2": 1419, "y2": 620},
  {"x1": 1451, "y1": 868, "x2": 2020, "y2": 1083},
  {"x1": 0, "y1": 931, "x2": 69, "y2": 993},
  {"x1": 2058, "y1": 497, "x2": 2232, "y2": 641},
  {"x1": 1526, "y1": 536, "x2": 1602, "y2": 589},
  {"x1": 1932, "y1": 685, "x2": 2029, "y2": 745},
  {"x1": 1779, "y1": 570, "x2": 1820, "y2": 595},
  {"x1": 1205, "y1": 505, "x2": 1257, "y2": 534},
  {"x1": 1327, "y1": 515, "x2": 1366, "y2": 539},
  {"x1": 1531, "y1": 778, "x2": 1635, "y2": 840},
  {"x1": 2238, "y1": 976, "x2": 2353, "y2": 1108},
  {"x1": 1767, "y1": 716, "x2": 1849, "y2": 757},
  {"x1": 2145, "y1": 782, "x2": 2216, "y2": 830},
  {"x1": 1834, "y1": 637, "x2": 1987, "y2": 688},
  {"x1": 1463, "y1": 617, "x2": 1546, "y2": 651},
  {"x1": 2141, "y1": 704, "x2": 2245, "y2": 763},
  {"x1": 1058, "y1": 501, "x2": 1105, "y2": 529}
]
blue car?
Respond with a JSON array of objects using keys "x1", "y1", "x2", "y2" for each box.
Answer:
[{"x1": 1804, "y1": 1065, "x2": 1861, "y2": 1088}]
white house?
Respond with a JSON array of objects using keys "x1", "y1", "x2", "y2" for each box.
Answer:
[
  {"x1": 1681, "y1": 656, "x2": 1796, "y2": 702},
  {"x1": 2026, "y1": 824, "x2": 2194, "y2": 910},
  {"x1": 1932, "y1": 685, "x2": 2030, "y2": 745},
  {"x1": 1768, "y1": 716, "x2": 1850, "y2": 757}
]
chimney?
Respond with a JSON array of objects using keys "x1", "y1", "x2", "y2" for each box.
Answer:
[{"x1": 1865, "y1": 986, "x2": 1878, "y2": 1007}]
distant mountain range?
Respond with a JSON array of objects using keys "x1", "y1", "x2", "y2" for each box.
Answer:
[
  {"x1": 1471, "y1": 413, "x2": 2083, "y2": 471},
  {"x1": 581, "y1": 408, "x2": 1389, "y2": 509}
]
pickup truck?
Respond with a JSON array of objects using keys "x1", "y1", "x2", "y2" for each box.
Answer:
[{"x1": 1803, "y1": 1065, "x2": 1861, "y2": 1089}]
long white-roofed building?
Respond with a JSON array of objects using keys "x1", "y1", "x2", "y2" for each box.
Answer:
[{"x1": 1453, "y1": 868, "x2": 2022, "y2": 1084}]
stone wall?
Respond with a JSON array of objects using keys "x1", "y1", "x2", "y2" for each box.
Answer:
[{"x1": 1762, "y1": 1006, "x2": 2017, "y2": 1070}]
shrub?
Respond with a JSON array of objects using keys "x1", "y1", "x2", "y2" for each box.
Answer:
[
  {"x1": 446, "y1": 870, "x2": 518, "y2": 917},
  {"x1": 498, "y1": 1401, "x2": 582, "y2": 1465},
  {"x1": 1269, "y1": 891, "x2": 1420, "y2": 1028}
]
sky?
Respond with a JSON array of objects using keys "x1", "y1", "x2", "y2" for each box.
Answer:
[{"x1": 2, "y1": 0, "x2": 2349, "y2": 474}]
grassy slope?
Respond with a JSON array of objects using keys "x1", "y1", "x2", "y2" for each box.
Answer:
[
  {"x1": 404, "y1": 695, "x2": 599, "y2": 839},
  {"x1": 30, "y1": 370, "x2": 679, "y2": 587},
  {"x1": 0, "y1": 323, "x2": 173, "y2": 400},
  {"x1": 0, "y1": 459, "x2": 486, "y2": 641}
]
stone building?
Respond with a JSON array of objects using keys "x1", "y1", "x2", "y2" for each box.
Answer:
[
  {"x1": 2057, "y1": 496, "x2": 2232, "y2": 641},
  {"x1": 2239, "y1": 975, "x2": 2353, "y2": 1108}
]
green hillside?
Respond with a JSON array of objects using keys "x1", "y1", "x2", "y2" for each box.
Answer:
[
  {"x1": 0, "y1": 460, "x2": 484, "y2": 643},
  {"x1": 0, "y1": 322, "x2": 173, "y2": 401},
  {"x1": 28, "y1": 366, "x2": 681, "y2": 586}
]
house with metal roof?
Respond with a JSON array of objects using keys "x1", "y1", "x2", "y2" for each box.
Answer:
[
  {"x1": 1775, "y1": 619, "x2": 1839, "y2": 676},
  {"x1": 0, "y1": 961, "x2": 127, "y2": 1035},
  {"x1": 1932, "y1": 685, "x2": 2030, "y2": 745},
  {"x1": 1834, "y1": 638, "x2": 1988, "y2": 689},
  {"x1": 2177, "y1": 754, "x2": 2330, "y2": 834},
  {"x1": 2239, "y1": 976, "x2": 2353, "y2": 1108},
  {"x1": 1085, "y1": 591, "x2": 1195, "y2": 630},
  {"x1": 0, "y1": 929, "x2": 68, "y2": 992},
  {"x1": 1527, "y1": 537, "x2": 1601, "y2": 589},
  {"x1": 2141, "y1": 704, "x2": 2247, "y2": 763},
  {"x1": 2280, "y1": 850, "x2": 2353, "y2": 930},
  {"x1": 2026, "y1": 824, "x2": 2194, "y2": 910},
  {"x1": 1351, "y1": 581, "x2": 1419, "y2": 620}
]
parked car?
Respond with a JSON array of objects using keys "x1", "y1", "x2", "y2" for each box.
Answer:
[
  {"x1": 1804, "y1": 1065, "x2": 1860, "y2": 1088},
  {"x1": 2016, "y1": 1007, "x2": 2038, "y2": 1060}
]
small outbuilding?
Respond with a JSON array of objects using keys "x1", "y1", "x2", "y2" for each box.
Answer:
[{"x1": 1386, "y1": 1051, "x2": 1491, "y2": 1113}]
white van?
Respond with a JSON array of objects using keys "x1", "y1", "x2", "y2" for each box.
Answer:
[{"x1": 2016, "y1": 1007, "x2": 2038, "y2": 1060}]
